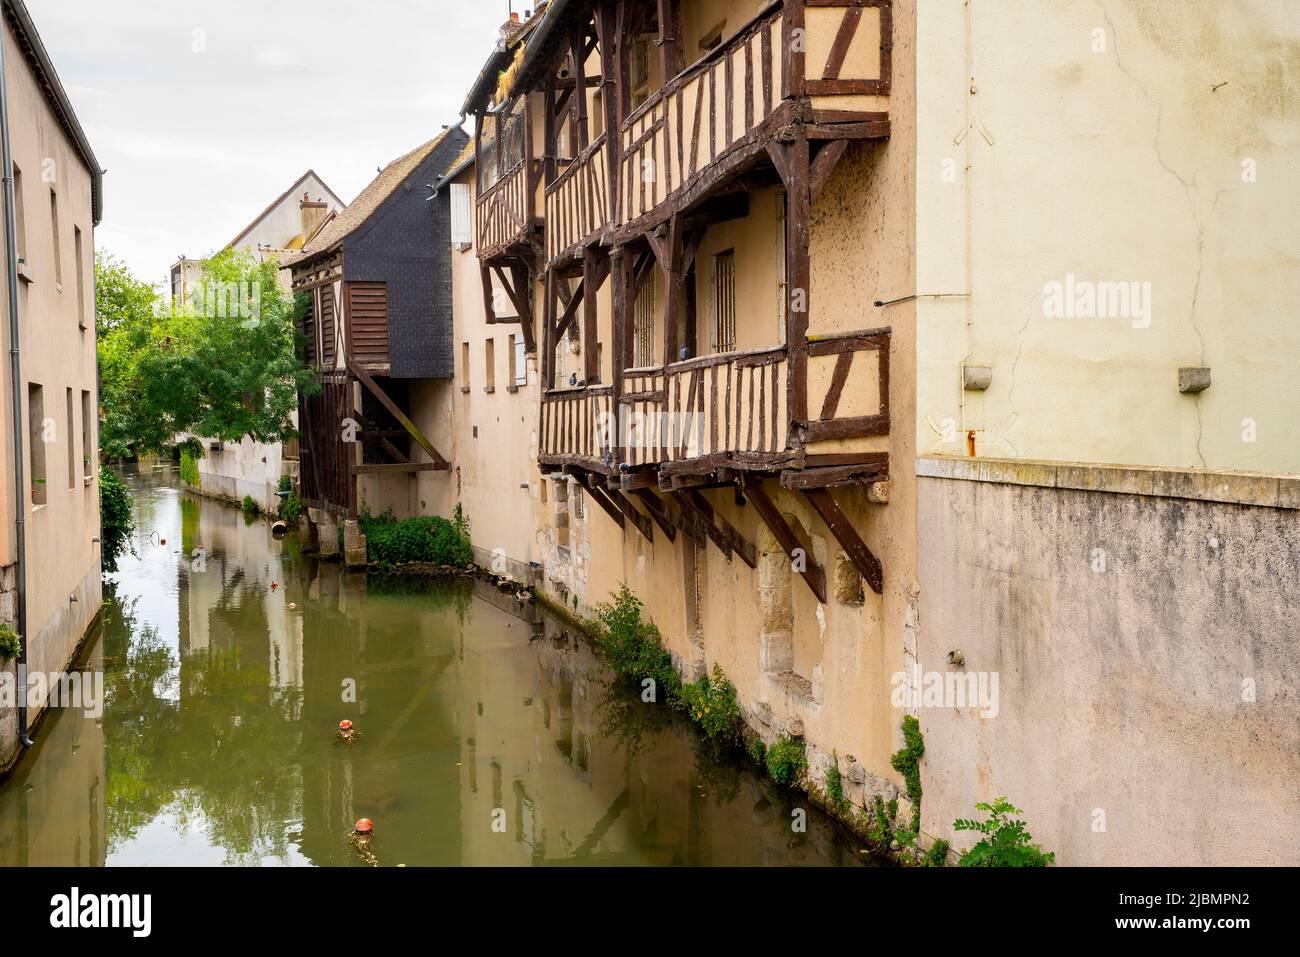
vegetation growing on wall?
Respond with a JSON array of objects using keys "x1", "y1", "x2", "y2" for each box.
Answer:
[
  {"x1": 592, "y1": 585, "x2": 681, "y2": 704},
  {"x1": 890, "y1": 714, "x2": 925, "y2": 835},
  {"x1": 241, "y1": 495, "x2": 260, "y2": 517},
  {"x1": 99, "y1": 468, "x2": 136, "y2": 575},
  {"x1": 359, "y1": 508, "x2": 474, "y2": 568},
  {"x1": 179, "y1": 448, "x2": 200, "y2": 487},
  {"x1": 825, "y1": 751, "x2": 850, "y2": 815},
  {"x1": 766, "y1": 734, "x2": 807, "y2": 787},
  {"x1": 954, "y1": 797, "x2": 1056, "y2": 867},
  {"x1": 678, "y1": 664, "x2": 741, "y2": 741},
  {"x1": 0, "y1": 623, "x2": 20, "y2": 661}
]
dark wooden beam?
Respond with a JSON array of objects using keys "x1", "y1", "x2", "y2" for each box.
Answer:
[
  {"x1": 780, "y1": 457, "x2": 890, "y2": 491},
  {"x1": 584, "y1": 481, "x2": 626, "y2": 530},
  {"x1": 352, "y1": 462, "x2": 450, "y2": 475},
  {"x1": 607, "y1": 487, "x2": 654, "y2": 543},
  {"x1": 678, "y1": 488, "x2": 756, "y2": 568},
  {"x1": 347, "y1": 360, "x2": 448, "y2": 466},
  {"x1": 745, "y1": 479, "x2": 827, "y2": 603},
  {"x1": 631, "y1": 487, "x2": 676, "y2": 542},
  {"x1": 809, "y1": 139, "x2": 849, "y2": 205},
  {"x1": 804, "y1": 487, "x2": 883, "y2": 595}
]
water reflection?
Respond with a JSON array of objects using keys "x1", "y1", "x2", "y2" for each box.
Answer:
[{"x1": 0, "y1": 466, "x2": 869, "y2": 867}]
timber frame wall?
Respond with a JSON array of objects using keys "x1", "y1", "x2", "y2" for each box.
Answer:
[{"x1": 472, "y1": 0, "x2": 894, "y2": 600}]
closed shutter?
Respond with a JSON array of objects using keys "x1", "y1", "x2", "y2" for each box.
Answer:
[
  {"x1": 320, "y1": 284, "x2": 336, "y2": 367},
  {"x1": 450, "y1": 183, "x2": 472, "y2": 246},
  {"x1": 348, "y1": 281, "x2": 389, "y2": 366}
]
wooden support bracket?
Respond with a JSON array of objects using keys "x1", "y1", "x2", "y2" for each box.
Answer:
[
  {"x1": 347, "y1": 360, "x2": 448, "y2": 467},
  {"x1": 675, "y1": 488, "x2": 756, "y2": 568},
  {"x1": 803, "y1": 487, "x2": 883, "y2": 595},
  {"x1": 745, "y1": 479, "x2": 827, "y2": 603}
]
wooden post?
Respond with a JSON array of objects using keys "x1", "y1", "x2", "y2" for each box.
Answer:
[
  {"x1": 610, "y1": 245, "x2": 628, "y2": 460},
  {"x1": 571, "y1": 19, "x2": 590, "y2": 153},
  {"x1": 543, "y1": 73, "x2": 558, "y2": 186},
  {"x1": 661, "y1": 216, "x2": 683, "y2": 368},
  {"x1": 785, "y1": 131, "x2": 811, "y2": 431},
  {"x1": 583, "y1": 248, "x2": 600, "y2": 384},
  {"x1": 656, "y1": 0, "x2": 679, "y2": 88}
]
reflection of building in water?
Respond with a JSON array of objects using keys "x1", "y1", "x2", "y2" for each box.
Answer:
[
  {"x1": 178, "y1": 494, "x2": 303, "y2": 719},
  {"x1": 456, "y1": 581, "x2": 853, "y2": 866},
  {"x1": 0, "y1": 632, "x2": 106, "y2": 866},
  {"x1": 295, "y1": 568, "x2": 465, "y2": 867}
]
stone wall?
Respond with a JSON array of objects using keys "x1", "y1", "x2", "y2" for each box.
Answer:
[{"x1": 915, "y1": 456, "x2": 1300, "y2": 865}]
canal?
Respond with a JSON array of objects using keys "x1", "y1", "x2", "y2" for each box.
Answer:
[{"x1": 0, "y1": 467, "x2": 872, "y2": 866}]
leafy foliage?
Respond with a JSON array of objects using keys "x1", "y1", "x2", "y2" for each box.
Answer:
[
  {"x1": 825, "y1": 751, "x2": 850, "y2": 814},
  {"x1": 179, "y1": 449, "x2": 200, "y2": 487},
  {"x1": 277, "y1": 475, "x2": 301, "y2": 524},
  {"x1": 678, "y1": 664, "x2": 741, "y2": 741},
  {"x1": 95, "y1": 249, "x2": 315, "y2": 458},
  {"x1": 766, "y1": 734, "x2": 807, "y2": 787},
  {"x1": 890, "y1": 714, "x2": 925, "y2": 833},
  {"x1": 954, "y1": 797, "x2": 1056, "y2": 867},
  {"x1": 241, "y1": 495, "x2": 260, "y2": 517},
  {"x1": 592, "y1": 585, "x2": 680, "y2": 703},
  {"x1": 359, "y1": 509, "x2": 474, "y2": 567},
  {"x1": 0, "y1": 623, "x2": 20, "y2": 660},
  {"x1": 99, "y1": 468, "x2": 136, "y2": 574},
  {"x1": 925, "y1": 838, "x2": 951, "y2": 867}
]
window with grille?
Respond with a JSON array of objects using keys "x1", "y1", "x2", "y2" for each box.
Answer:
[
  {"x1": 633, "y1": 274, "x2": 655, "y2": 367},
  {"x1": 711, "y1": 250, "x2": 736, "y2": 353}
]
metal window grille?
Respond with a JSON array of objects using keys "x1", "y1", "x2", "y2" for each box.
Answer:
[
  {"x1": 633, "y1": 275, "x2": 655, "y2": 367},
  {"x1": 712, "y1": 250, "x2": 736, "y2": 353}
]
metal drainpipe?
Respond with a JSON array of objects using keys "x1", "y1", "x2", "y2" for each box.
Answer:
[{"x1": 0, "y1": 24, "x2": 33, "y2": 747}]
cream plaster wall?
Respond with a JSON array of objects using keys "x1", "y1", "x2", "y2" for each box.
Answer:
[{"x1": 915, "y1": 0, "x2": 1300, "y2": 474}]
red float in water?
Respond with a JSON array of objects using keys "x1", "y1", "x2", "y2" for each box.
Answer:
[{"x1": 354, "y1": 818, "x2": 373, "y2": 834}]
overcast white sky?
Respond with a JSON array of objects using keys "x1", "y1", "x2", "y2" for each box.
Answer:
[{"x1": 31, "y1": 0, "x2": 519, "y2": 287}]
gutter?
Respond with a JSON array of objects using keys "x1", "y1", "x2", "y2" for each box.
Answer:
[{"x1": 0, "y1": 14, "x2": 33, "y2": 747}]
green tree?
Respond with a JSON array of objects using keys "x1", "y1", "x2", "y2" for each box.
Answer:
[{"x1": 95, "y1": 249, "x2": 315, "y2": 458}]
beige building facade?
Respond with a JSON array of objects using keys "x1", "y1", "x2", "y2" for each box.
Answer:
[
  {"x1": 396, "y1": 0, "x2": 1299, "y2": 865},
  {"x1": 0, "y1": 0, "x2": 104, "y2": 773}
]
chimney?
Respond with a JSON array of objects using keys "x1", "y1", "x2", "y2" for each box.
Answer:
[{"x1": 300, "y1": 193, "x2": 329, "y2": 243}]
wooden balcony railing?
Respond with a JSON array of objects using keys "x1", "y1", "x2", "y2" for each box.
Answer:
[
  {"x1": 539, "y1": 385, "x2": 615, "y2": 467},
  {"x1": 545, "y1": 133, "x2": 611, "y2": 265},
  {"x1": 475, "y1": 161, "x2": 530, "y2": 259},
  {"x1": 616, "y1": 0, "x2": 891, "y2": 234},
  {"x1": 618, "y1": 3, "x2": 785, "y2": 230},
  {"x1": 618, "y1": 346, "x2": 789, "y2": 469}
]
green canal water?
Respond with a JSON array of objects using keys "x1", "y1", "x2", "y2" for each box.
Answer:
[{"x1": 0, "y1": 466, "x2": 873, "y2": 866}]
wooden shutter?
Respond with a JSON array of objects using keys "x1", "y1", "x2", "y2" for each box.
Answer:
[
  {"x1": 347, "y1": 281, "x2": 389, "y2": 367},
  {"x1": 320, "y1": 284, "x2": 336, "y2": 367}
]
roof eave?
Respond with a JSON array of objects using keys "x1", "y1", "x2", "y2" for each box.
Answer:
[{"x1": 3, "y1": 0, "x2": 103, "y2": 224}]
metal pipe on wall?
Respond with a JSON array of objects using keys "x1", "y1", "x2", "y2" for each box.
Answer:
[{"x1": 0, "y1": 18, "x2": 33, "y2": 747}]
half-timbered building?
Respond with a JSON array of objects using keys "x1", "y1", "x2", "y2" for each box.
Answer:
[
  {"x1": 460, "y1": 0, "x2": 907, "y2": 812},
  {"x1": 284, "y1": 128, "x2": 468, "y2": 559}
]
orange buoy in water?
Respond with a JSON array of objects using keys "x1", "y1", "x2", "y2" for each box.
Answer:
[
  {"x1": 339, "y1": 720, "x2": 353, "y2": 731},
  {"x1": 271, "y1": 581, "x2": 279, "y2": 589},
  {"x1": 354, "y1": 818, "x2": 373, "y2": 835},
  {"x1": 160, "y1": 538, "x2": 167, "y2": 546}
]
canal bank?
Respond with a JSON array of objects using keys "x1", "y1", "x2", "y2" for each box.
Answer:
[{"x1": 0, "y1": 466, "x2": 878, "y2": 866}]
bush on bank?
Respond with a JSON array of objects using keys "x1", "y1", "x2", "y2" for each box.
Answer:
[{"x1": 359, "y1": 505, "x2": 473, "y2": 568}]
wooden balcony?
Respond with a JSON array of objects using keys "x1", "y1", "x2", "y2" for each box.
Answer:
[
  {"x1": 476, "y1": 161, "x2": 532, "y2": 260},
  {"x1": 545, "y1": 133, "x2": 612, "y2": 266},
  {"x1": 616, "y1": 0, "x2": 890, "y2": 238},
  {"x1": 539, "y1": 385, "x2": 615, "y2": 468},
  {"x1": 619, "y1": 346, "x2": 790, "y2": 470}
]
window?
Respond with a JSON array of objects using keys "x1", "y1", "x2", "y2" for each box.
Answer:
[
  {"x1": 631, "y1": 37, "x2": 652, "y2": 108},
  {"x1": 74, "y1": 227, "x2": 86, "y2": 327},
  {"x1": 66, "y1": 388, "x2": 76, "y2": 489},
  {"x1": 450, "y1": 183, "x2": 472, "y2": 247},
  {"x1": 28, "y1": 383, "x2": 46, "y2": 505},
  {"x1": 81, "y1": 390, "x2": 94, "y2": 478},
  {"x1": 12, "y1": 164, "x2": 24, "y2": 261},
  {"x1": 700, "y1": 20, "x2": 727, "y2": 52},
  {"x1": 711, "y1": 250, "x2": 736, "y2": 353},
  {"x1": 776, "y1": 190, "x2": 788, "y2": 345},
  {"x1": 484, "y1": 337, "x2": 496, "y2": 393},
  {"x1": 461, "y1": 341, "x2": 470, "y2": 391},
  {"x1": 510, "y1": 333, "x2": 527, "y2": 388},
  {"x1": 50, "y1": 189, "x2": 62, "y2": 287},
  {"x1": 633, "y1": 274, "x2": 655, "y2": 367}
]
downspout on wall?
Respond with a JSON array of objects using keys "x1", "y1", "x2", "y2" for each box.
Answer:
[{"x1": 0, "y1": 19, "x2": 32, "y2": 747}]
